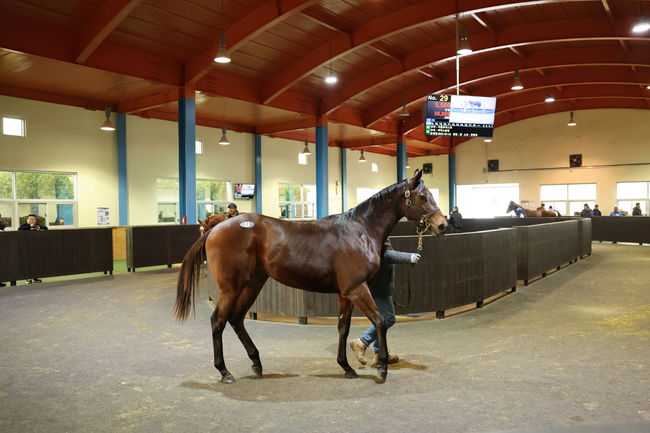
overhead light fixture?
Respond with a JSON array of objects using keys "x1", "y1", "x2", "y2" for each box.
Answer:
[
  {"x1": 398, "y1": 97, "x2": 410, "y2": 117},
  {"x1": 484, "y1": 138, "x2": 493, "y2": 143},
  {"x1": 405, "y1": 159, "x2": 411, "y2": 169},
  {"x1": 632, "y1": 16, "x2": 650, "y2": 33},
  {"x1": 358, "y1": 149, "x2": 367, "y2": 163},
  {"x1": 511, "y1": 70, "x2": 524, "y2": 90},
  {"x1": 567, "y1": 111, "x2": 577, "y2": 126},
  {"x1": 214, "y1": 33, "x2": 231, "y2": 63},
  {"x1": 545, "y1": 94, "x2": 555, "y2": 103},
  {"x1": 218, "y1": 127, "x2": 230, "y2": 145},
  {"x1": 302, "y1": 139, "x2": 311, "y2": 155},
  {"x1": 456, "y1": 27, "x2": 472, "y2": 55},
  {"x1": 100, "y1": 107, "x2": 115, "y2": 131},
  {"x1": 324, "y1": 68, "x2": 338, "y2": 84},
  {"x1": 646, "y1": 84, "x2": 650, "y2": 89}
]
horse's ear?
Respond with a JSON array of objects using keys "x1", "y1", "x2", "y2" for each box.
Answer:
[{"x1": 412, "y1": 168, "x2": 423, "y2": 183}]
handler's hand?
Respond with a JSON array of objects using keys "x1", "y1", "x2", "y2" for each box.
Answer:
[{"x1": 410, "y1": 253, "x2": 421, "y2": 264}]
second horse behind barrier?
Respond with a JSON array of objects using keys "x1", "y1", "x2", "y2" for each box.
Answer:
[
  {"x1": 174, "y1": 169, "x2": 448, "y2": 383},
  {"x1": 507, "y1": 200, "x2": 561, "y2": 217}
]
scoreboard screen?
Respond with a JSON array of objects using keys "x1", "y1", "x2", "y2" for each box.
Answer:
[{"x1": 424, "y1": 94, "x2": 496, "y2": 138}]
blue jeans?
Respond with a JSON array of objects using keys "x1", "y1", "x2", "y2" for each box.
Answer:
[{"x1": 359, "y1": 295, "x2": 396, "y2": 353}]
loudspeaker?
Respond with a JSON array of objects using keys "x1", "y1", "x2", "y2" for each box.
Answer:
[
  {"x1": 487, "y1": 159, "x2": 499, "y2": 172},
  {"x1": 569, "y1": 154, "x2": 582, "y2": 168},
  {"x1": 422, "y1": 163, "x2": 433, "y2": 174}
]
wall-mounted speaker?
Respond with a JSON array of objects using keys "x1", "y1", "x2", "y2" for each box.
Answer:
[
  {"x1": 569, "y1": 154, "x2": 582, "y2": 168},
  {"x1": 422, "y1": 163, "x2": 433, "y2": 174},
  {"x1": 487, "y1": 159, "x2": 499, "y2": 172}
]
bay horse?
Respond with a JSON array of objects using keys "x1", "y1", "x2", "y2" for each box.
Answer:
[
  {"x1": 174, "y1": 169, "x2": 447, "y2": 383},
  {"x1": 198, "y1": 214, "x2": 227, "y2": 234},
  {"x1": 506, "y1": 200, "x2": 561, "y2": 217}
]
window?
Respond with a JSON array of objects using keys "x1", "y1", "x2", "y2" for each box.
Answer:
[
  {"x1": 457, "y1": 183, "x2": 519, "y2": 218},
  {"x1": 540, "y1": 183, "x2": 596, "y2": 216},
  {"x1": 156, "y1": 178, "x2": 179, "y2": 223},
  {"x1": 279, "y1": 184, "x2": 315, "y2": 219},
  {"x1": 616, "y1": 182, "x2": 649, "y2": 216},
  {"x1": 2, "y1": 116, "x2": 25, "y2": 137},
  {"x1": 298, "y1": 153, "x2": 308, "y2": 165},
  {"x1": 197, "y1": 179, "x2": 231, "y2": 220},
  {"x1": 371, "y1": 163, "x2": 378, "y2": 173},
  {"x1": 0, "y1": 170, "x2": 77, "y2": 228},
  {"x1": 156, "y1": 177, "x2": 232, "y2": 223},
  {"x1": 195, "y1": 140, "x2": 203, "y2": 155}
]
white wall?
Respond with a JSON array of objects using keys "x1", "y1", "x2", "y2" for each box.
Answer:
[
  {"x1": 456, "y1": 109, "x2": 650, "y2": 214},
  {"x1": 1, "y1": 95, "x2": 118, "y2": 227}
]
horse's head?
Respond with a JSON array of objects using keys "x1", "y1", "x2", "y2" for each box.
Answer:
[
  {"x1": 404, "y1": 169, "x2": 448, "y2": 236},
  {"x1": 506, "y1": 200, "x2": 517, "y2": 213}
]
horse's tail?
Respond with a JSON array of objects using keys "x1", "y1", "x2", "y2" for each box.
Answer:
[
  {"x1": 173, "y1": 228, "x2": 212, "y2": 321},
  {"x1": 556, "y1": 210, "x2": 562, "y2": 217}
]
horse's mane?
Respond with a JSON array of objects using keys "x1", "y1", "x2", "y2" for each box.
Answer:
[{"x1": 326, "y1": 179, "x2": 408, "y2": 224}]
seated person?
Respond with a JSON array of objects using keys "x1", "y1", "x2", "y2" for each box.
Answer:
[
  {"x1": 632, "y1": 203, "x2": 643, "y2": 216},
  {"x1": 18, "y1": 214, "x2": 48, "y2": 283},
  {"x1": 609, "y1": 207, "x2": 623, "y2": 217},
  {"x1": 580, "y1": 203, "x2": 593, "y2": 217},
  {"x1": 592, "y1": 204, "x2": 602, "y2": 216}
]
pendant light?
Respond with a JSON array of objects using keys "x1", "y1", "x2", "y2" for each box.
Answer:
[
  {"x1": 358, "y1": 149, "x2": 367, "y2": 162},
  {"x1": 456, "y1": 27, "x2": 472, "y2": 55},
  {"x1": 567, "y1": 111, "x2": 576, "y2": 126},
  {"x1": 511, "y1": 70, "x2": 524, "y2": 90},
  {"x1": 302, "y1": 139, "x2": 311, "y2": 155},
  {"x1": 545, "y1": 94, "x2": 555, "y2": 103},
  {"x1": 214, "y1": 33, "x2": 231, "y2": 63},
  {"x1": 398, "y1": 98, "x2": 410, "y2": 117},
  {"x1": 218, "y1": 127, "x2": 230, "y2": 145},
  {"x1": 100, "y1": 107, "x2": 115, "y2": 131}
]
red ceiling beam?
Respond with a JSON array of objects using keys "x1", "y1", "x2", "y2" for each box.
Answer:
[
  {"x1": 117, "y1": 88, "x2": 181, "y2": 113},
  {"x1": 0, "y1": 84, "x2": 107, "y2": 112},
  {"x1": 185, "y1": 0, "x2": 318, "y2": 84},
  {"x1": 255, "y1": 118, "x2": 317, "y2": 135},
  {"x1": 76, "y1": 0, "x2": 145, "y2": 64},
  {"x1": 363, "y1": 46, "x2": 650, "y2": 127}
]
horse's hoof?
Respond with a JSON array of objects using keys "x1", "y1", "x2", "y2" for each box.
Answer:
[
  {"x1": 345, "y1": 370, "x2": 359, "y2": 379},
  {"x1": 377, "y1": 367, "x2": 387, "y2": 382},
  {"x1": 251, "y1": 365, "x2": 263, "y2": 377},
  {"x1": 220, "y1": 374, "x2": 236, "y2": 384}
]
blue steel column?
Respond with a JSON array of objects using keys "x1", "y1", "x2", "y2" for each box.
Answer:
[
  {"x1": 340, "y1": 147, "x2": 347, "y2": 212},
  {"x1": 178, "y1": 98, "x2": 197, "y2": 223},
  {"x1": 315, "y1": 125, "x2": 328, "y2": 218},
  {"x1": 396, "y1": 140, "x2": 406, "y2": 182},
  {"x1": 117, "y1": 113, "x2": 128, "y2": 225},
  {"x1": 255, "y1": 134, "x2": 262, "y2": 214},
  {"x1": 448, "y1": 152, "x2": 456, "y2": 211}
]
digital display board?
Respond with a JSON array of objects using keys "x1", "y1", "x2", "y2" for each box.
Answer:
[
  {"x1": 424, "y1": 94, "x2": 496, "y2": 138},
  {"x1": 234, "y1": 183, "x2": 255, "y2": 200}
]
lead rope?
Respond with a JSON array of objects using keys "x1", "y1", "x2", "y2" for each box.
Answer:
[{"x1": 405, "y1": 216, "x2": 430, "y2": 308}]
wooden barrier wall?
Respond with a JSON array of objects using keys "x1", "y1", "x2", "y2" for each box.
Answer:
[
  {"x1": 0, "y1": 228, "x2": 113, "y2": 284},
  {"x1": 125, "y1": 225, "x2": 200, "y2": 271},
  {"x1": 590, "y1": 216, "x2": 650, "y2": 243}
]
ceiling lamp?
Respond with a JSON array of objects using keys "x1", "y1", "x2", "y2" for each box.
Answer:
[
  {"x1": 511, "y1": 70, "x2": 524, "y2": 90},
  {"x1": 456, "y1": 27, "x2": 472, "y2": 55},
  {"x1": 646, "y1": 84, "x2": 650, "y2": 89},
  {"x1": 405, "y1": 159, "x2": 411, "y2": 169},
  {"x1": 567, "y1": 111, "x2": 577, "y2": 126},
  {"x1": 100, "y1": 108, "x2": 115, "y2": 131},
  {"x1": 214, "y1": 33, "x2": 231, "y2": 63},
  {"x1": 632, "y1": 16, "x2": 650, "y2": 33},
  {"x1": 484, "y1": 138, "x2": 493, "y2": 143},
  {"x1": 324, "y1": 70, "x2": 338, "y2": 84},
  {"x1": 358, "y1": 149, "x2": 367, "y2": 163},
  {"x1": 545, "y1": 94, "x2": 555, "y2": 103},
  {"x1": 218, "y1": 127, "x2": 230, "y2": 145},
  {"x1": 398, "y1": 97, "x2": 410, "y2": 117},
  {"x1": 302, "y1": 139, "x2": 311, "y2": 155}
]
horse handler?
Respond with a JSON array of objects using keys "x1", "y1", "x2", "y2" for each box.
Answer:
[{"x1": 350, "y1": 239, "x2": 420, "y2": 366}]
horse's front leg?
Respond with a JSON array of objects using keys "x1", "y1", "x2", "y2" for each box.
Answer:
[
  {"x1": 347, "y1": 285, "x2": 388, "y2": 382},
  {"x1": 336, "y1": 295, "x2": 357, "y2": 378}
]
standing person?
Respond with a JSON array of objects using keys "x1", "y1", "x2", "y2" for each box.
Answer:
[
  {"x1": 226, "y1": 203, "x2": 239, "y2": 218},
  {"x1": 592, "y1": 204, "x2": 602, "y2": 216},
  {"x1": 449, "y1": 206, "x2": 463, "y2": 233},
  {"x1": 580, "y1": 203, "x2": 593, "y2": 217},
  {"x1": 632, "y1": 202, "x2": 643, "y2": 216},
  {"x1": 609, "y1": 206, "x2": 623, "y2": 216},
  {"x1": 349, "y1": 239, "x2": 420, "y2": 367},
  {"x1": 18, "y1": 214, "x2": 48, "y2": 283}
]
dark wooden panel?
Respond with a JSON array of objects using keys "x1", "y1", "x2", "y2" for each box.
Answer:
[
  {"x1": 126, "y1": 225, "x2": 200, "y2": 269},
  {"x1": 591, "y1": 216, "x2": 650, "y2": 243},
  {"x1": 0, "y1": 228, "x2": 113, "y2": 282}
]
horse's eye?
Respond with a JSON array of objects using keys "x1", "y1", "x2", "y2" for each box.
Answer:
[{"x1": 419, "y1": 194, "x2": 426, "y2": 201}]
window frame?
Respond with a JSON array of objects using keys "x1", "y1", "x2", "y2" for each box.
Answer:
[
  {"x1": 2, "y1": 116, "x2": 26, "y2": 137},
  {"x1": 540, "y1": 183, "x2": 597, "y2": 216},
  {"x1": 278, "y1": 183, "x2": 316, "y2": 220}
]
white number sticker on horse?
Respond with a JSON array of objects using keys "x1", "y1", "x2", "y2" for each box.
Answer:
[{"x1": 240, "y1": 221, "x2": 255, "y2": 228}]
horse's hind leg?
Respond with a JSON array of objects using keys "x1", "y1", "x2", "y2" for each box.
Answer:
[
  {"x1": 336, "y1": 295, "x2": 358, "y2": 379},
  {"x1": 228, "y1": 270, "x2": 268, "y2": 377},
  {"x1": 211, "y1": 291, "x2": 239, "y2": 384}
]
